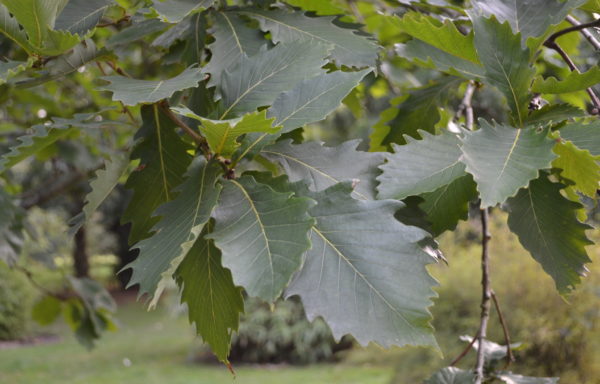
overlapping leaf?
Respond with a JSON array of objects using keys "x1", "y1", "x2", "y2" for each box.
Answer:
[
  {"x1": 470, "y1": 15, "x2": 535, "y2": 126},
  {"x1": 285, "y1": 0, "x2": 345, "y2": 15},
  {"x1": 420, "y1": 174, "x2": 478, "y2": 236},
  {"x1": 525, "y1": 104, "x2": 586, "y2": 126},
  {"x1": 209, "y1": 175, "x2": 314, "y2": 301},
  {"x1": 559, "y1": 121, "x2": 600, "y2": 156},
  {"x1": 204, "y1": 11, "x2": 266, "y2": 88},
  {"x1": 218, "y1": 41, "x2": 330, "y2": 119},
  {"x1": 261, "y1": 139, "x2": 384, "y2": 200},
  {"x1": 122, "y1": 105, "x2": 193, "y2": 244},
  {"x1": 237, "y1": 69, "x2": 370, "y2": 160},
  {"x1": 553, "y1": 139, "x2": 600, "y2": 197},
  {"x1": 0, "y1": 3, "x2": 34, "y2": 53},
  {"x1": 460, "y1": 120, "x2": 556, "y2": 207},
  {"x1": 506, "y1": 175, "x2": 592, "y2": 294},
  {"x1": 151, "y1": 0, "x2": 214, "y2": 23},
  {"x1": 286, "y1": 183, "x2": 438, "y2": 348},
  {"x1": 175, "y1": 223, "x2": 244, "y2": 363},
  {"x1": 398, "y1": 12, "x2": 479, "y2": 64},
  {"x1": 377, "y1": 130, "x2": 465, "y2": 200},
  {"x1": 55, "y1": 0, "x2": 111, "y2": 35},
  {"x1": 126, "y1": 157, "x2": 222, "y2": 303},
  {"x1": 0, "y1": 60, "x2": 32, "y2": 85},
  {"x1": 370, "y1": 77, "x2": 460, "y2": 149},
  {"x1": 69, "y1": 153, "x2": 129, "y2": 235},
  {"x1": 238, "y1": 8, "x2": 379, "y2": 68},
  {"x1": 532, "y1": 66, "x2": 600, "y2": 94},
  {"x1": 100, "y1": 66, "x2": 205, "y2": 106},
  {"x1": 106, "y1": 18, "x2": 166, "y2": 47},
  {"x1": 172, "y1": 107, "x2": 279, "y2": 157}
]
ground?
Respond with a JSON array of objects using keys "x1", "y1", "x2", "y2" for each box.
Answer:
[{"x1": 0, "y1": 299, "x2": 394, "y2": 384}]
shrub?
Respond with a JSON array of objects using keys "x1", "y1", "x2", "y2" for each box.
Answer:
[
  {"x1": 229, "y1": 297, "x2": 352, "y2": 364},
  {"x1": 0, "y1": 263, "x2": 34, "y2": 340}
]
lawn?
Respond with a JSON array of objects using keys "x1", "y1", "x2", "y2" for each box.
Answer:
[{"x1": 0, "y1": 298, "x2": 394, "y2": 384}]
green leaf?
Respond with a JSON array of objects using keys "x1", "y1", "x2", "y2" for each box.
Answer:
[
  {"x1": 396, "y1": 39, "x2": 487, "y2": 81},
  {"x1": 151, "y1": 0, "x2": 214, "y2": 23},
  {"x1": 370, "y1": 77, "x2": 460, "y2": 149},
  {"x1": 175, "y1": 222, "x2": 244, "y2": 363},
  {"x1": 0, "y1": 188, "x2": 24, "y2": 266},
  {"x1": 459, "y1": 335, "x2": 522, "y2": 363},
  {"x1": 122, "y1": 105, "x2": 193, "y2": 244},
  {"x1": 55, "y1": 0, "x2": 111, "y2": 35},
  {"x1": 204, "y1": 11, "x2": 266, "y2": 89},
  {"x1": 471, "y1": 0, "x2": 586, "y2": 45},
  {"x1": 286, "y1": 183, "x2": 438, "y2": 348},
  {"x1": 558, "y1": 121, "x2": 600, "y2": 156},
  {"x1": 470, "y1": 15, "x2": 535, "y2": 126},
  {"x1": 172, "y1": 108, "x2": 279, "y2": 157},
  {"x1": 377, "y1": 130, "x2": 466, "y2": 200},
  {"x1": 0, "y1": 59, "x2": 32, "y2": 85},
  {"x1": 284, "y1": 0, "x2": 345, "y2": 15},
  {"x1": 460, "y1": 120, "x2": 556, "y2": 207},
  {"x1": 0, "y1": 114, "x2": 98, "y2": 172},
  {"x1": 0, "y1": 3, "x2": 34, "y2": 53},
  {"x1": 525, "y1": 104, "x2": 586, "y2": 126},
  {"x1": 32, "y1": 295, "x2": 62, "y2": 326},
  {"x1": 237, "y1": 69, "x2": 370, "y2": 160},
  {"x1": 69, "y1": 152, "x2": 129, "y2": 235},
  {"x1": 496, "y1": 372, "x2": 559, "y2": 384},
  {"x1": 261, "y1": 139, "x2": 384, "y2": 200},
  {"x1": 424, "y1": 367, "x2": 476, "y2": 384},
  {"x1": 553, "y1": 139, "x2": 600, "y2": 197},
  {"x1": 106, "y1": 18, "x2": 166, "y2": 48},
  {"x1": 398, "y1": 12, "x2": 479, "y2": 64},
  {"x1": 506, "y1": 175, "x2": 592, "y2": 294},
  {"x1": 532, "y1": 66, "x2": 600, "y2": 94},
  {"x1": 420, "y1": 174, "x2": 478, "y2": 236},
  {"x1": 218, "y1": 41, "x2": 330, "y2": 119},
  {"x1": 100, "y1": 66, "x2": 205, "y2": 106},
  {"x1": 126, "y1": 157, "x2": 222, "y2": 304},
  {"x1": 1, "y1": 0, "x2": 80, "y2": 56},
  {"x1": 208, "y1": 175, "x2": 315, "y2": 301},
  {"x1": 239, "y1": 8, "x2": 379, "y2": 68},
  {"x1": 16, "y1": 39, "x2": 112, "y2": 89}
]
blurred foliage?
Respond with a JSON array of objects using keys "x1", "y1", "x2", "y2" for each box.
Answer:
[
  {"x1": 0, "y1": 262, "x2": 34, "y2": 340},
  {"x1": 228, "y1": 297, "x2": 352, "y2": 364}
]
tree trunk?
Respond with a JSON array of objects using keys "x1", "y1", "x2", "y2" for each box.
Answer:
[{"x1": 73, "y1": 226, "x2": 90, "y2": 278}]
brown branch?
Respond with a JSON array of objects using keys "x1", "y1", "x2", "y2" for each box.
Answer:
[
  {"x1": 97, "y1": 61, "x2": 138, "y2": 124},
  {"x1": 566, "y1": 15, "x2": 600, "y2": 51},
  {"x1": 450, "y1": 331, "x2": 479, "y2": 367},
  {"x1": 491, "y1": 290, "x2": 515, "y2": 368},
  {"x1": 544, "y1": 40, "x2": 600, "y2": 114},
  {"x1": 158, "y1": 101, "x2": 207, "y2": 147},
  {"x1": 475, "y1": 207, "x2": 492, "y2": 384},
  {"x1": 546, "y1": 18, "x2": 600, "y2": 46},
  {"x1": 13, "y1": 265, "x2": 69, "y2": 301}
]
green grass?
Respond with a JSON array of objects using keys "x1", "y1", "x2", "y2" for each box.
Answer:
[{"x1": 0, "y1": 300, "x2": 393, "y2": 384}]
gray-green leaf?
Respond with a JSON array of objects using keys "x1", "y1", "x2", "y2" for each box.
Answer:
[
  {"x1": 286, "y1": 183, "x2": 438, "y2": 348},
  {"x1": 55, "y1": 0, "x2": 111, "y2": 35},
  {"x1": 262, "y1": 139, "x2": 384, "y2": 200},
  {"x1": 377, "y1": 130, "x2": 465, "y2": 200},
  {"x1": 460, "y1": 120, "x2": 556, "y2": 207},
  {"x1": 506, "y1": 175, "x2": 592, "y2": 295},
  {"x1": 424, "y1": 367, "x2": 476, "y2": 384},
  {"x1": 151, "y1": 0, "x2": 214, "y2": 23},
  {"x1": 209, "y1": 175, "x2": 315, "y2": 301},
  {"x1": 559, "y1": 121, "x2": 600, "y2": 156}
]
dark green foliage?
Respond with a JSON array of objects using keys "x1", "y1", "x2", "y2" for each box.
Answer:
[{"x1": 0, "y1": 263, "x2": 34, "y2": 340}]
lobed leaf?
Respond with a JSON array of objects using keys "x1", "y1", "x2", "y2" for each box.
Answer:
[
  {"x1": 460, "y1": 120, "x2": 556, "y2": 207},
  {"x1": 151, "y1": 0, "x2": 214, "y2": 23},
  {"x1": 424, "y1": 367, "x2": 476, "y2": 384},
  {"x1": 100, "y1": 66, "x2": 205, "y2": 106},
  {"x1": 0, "y1": 3, "x2": 34, "y2": 53},
  {"x1": 286, "y1": 183, "x2": 438, "y2": 348},
  {"x1": 209, "y1": 175, "x2": 315, "y2": 302},
  {"x1": 126, "y1": 157, "x2": 222, "y2": 304},
  {"x1": 532, "y1": 66, "x2": 600, "y2": 94},
  {"x1": 55, "y1": 0, "x2": 112, "y2": 35},
  {"x1": 175, "y1": 222, "x2": 244, "y2": 363},
  {"x1": 261, "y1": 139, "x2": 384, "y2": 200},
  {"x1": 218, "y1": 40, "x2": 330, "y2": 119},
  {"x1": 122, "y1": 105, "x2": 193, "y2": 244},
  {"x1": 377, "y1": 130, "x2": 466, "y2": 200},
  {"x1": 506, "y1": 175, "x2": 593, "y2": 295},
  {"x1": 238, "y1": 8, "x2": 379, "y2": 68},
  {"x1": 558, "y1": 121, "x2": 600, "y2": 156},
  {"x1": 553, "y1": 139, "x2": 600, "y2": 197}
]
